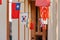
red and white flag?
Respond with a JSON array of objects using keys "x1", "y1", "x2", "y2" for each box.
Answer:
[{"x1": 0, "y1": 0, "x2": 2, "y2": 4}]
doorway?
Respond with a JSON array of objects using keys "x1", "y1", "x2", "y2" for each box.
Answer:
[{"x1": 31, "y1": 1, "x2": 48, "y2": 40}]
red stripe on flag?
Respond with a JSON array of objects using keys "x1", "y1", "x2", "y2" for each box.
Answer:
[{"x1": 12, "y1": 3, "x2": 20, "y2": 19}]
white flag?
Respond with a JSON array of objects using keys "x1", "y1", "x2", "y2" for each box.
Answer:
[{"x1": 20, "y1": 12, "x2": 28, "y2": 24}]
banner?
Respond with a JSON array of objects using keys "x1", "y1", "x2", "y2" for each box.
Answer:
[{"x1": 20, "y1": 13, "x2": 28, "y2": 24}]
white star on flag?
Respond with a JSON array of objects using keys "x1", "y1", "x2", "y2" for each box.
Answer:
[{"x1": 17, "y1": 5, "x2": 19, "y2": 8}]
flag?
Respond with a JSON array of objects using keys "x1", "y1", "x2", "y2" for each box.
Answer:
[
  {"x1": 0, "y1": 0, "x2": 2, "y2": 4},
  {"x1": 40, "y1": 6, "x2": 49, "y2": 20},
  {"x1": 35, "y1": 0, "x2": 50, "y2": 6},
  {"x1": 30, "y1": 22, "x2": 34, "y2": 30},
  {"x1": 12, "y1": 3, "x2": 20, "y2": 19},
  {"x1": 20, "y1": 13, "x2": 28, "y2": 24}
]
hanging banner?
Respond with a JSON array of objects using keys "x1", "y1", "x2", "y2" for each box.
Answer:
[
  {"x1": 40, "y1": 6, "x2": 49, "y2": 20},
  {"x1": 35, "y1": 0, "x2": 50, "y2": 6},
  {"x1": 20, "y1": 13, "x2": 28, "y2": 24}
]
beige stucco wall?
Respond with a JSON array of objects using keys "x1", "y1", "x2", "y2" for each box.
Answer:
[{"x1": 0, "y1": 0, "x2": 7, "y2": 40}]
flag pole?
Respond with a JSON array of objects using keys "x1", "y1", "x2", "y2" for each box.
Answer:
[
  {"x1": 7, "y1": 0, "x2": 10, "y2": 40},
  {"x1": 24, "y1": 0, "x2": 26, "y2": 40},
  {"x1": 18, "y1": 14, "x2": 20, "y2": 40},
  {"x1": 18, "y1": 0, "x2": 20, "y2": 40}
]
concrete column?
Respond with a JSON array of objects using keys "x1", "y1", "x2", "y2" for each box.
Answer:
[
  {"x1": 48, "y1": 0, "x2": 57, "y2": 40},
  {"x1": 24, "y1": 0, "x2": 29, "y2": 40},
  {"x1": 28, "y1": 3, "x2": 31, "y2": 40},
  {"x1": 20, "y1": 0, "x2": 24, "y2": 40},
  {"x1": 58, "y1": 0, "x2": 60, "y2": 40}
]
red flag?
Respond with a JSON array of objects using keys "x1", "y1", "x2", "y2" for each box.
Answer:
[
  {"x1": 40, "y1": 6, "x2": 49, "y2": 20},
  {"x1": 0, "y1": 0, "x2": 2, "y2": 4},
  {"x1": 30, "y1": 22, "x2": 34, "y2": 30},
  {"x1": 35, "y1": 0, "x2": 50, "y2": 6},
  {"x1": 12, "y1": 3, "x2": 20, "y2": 19}
]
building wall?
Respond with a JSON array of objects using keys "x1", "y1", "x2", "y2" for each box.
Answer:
[
  {"x1": 0, "y1": 0, "x2": 7, "y2": 40},
  {"x1": 58, "y1": 0, "x2": 60, "y2": 40},
  {"x1": 48, "y1": 0, "x2": 57, "y2": 40},
  {"x1": 11, "y1": 0, "x2": 58, "y2": 40},
  {"x1": 0, "y1": 0, "x2": 58, "y2": 40}
]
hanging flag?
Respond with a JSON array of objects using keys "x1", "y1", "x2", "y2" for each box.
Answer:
[
  {"x1": 0, "y1": 0, "x2": 2, "y2": 4},
  {"x1": 30, "y1": 22, "x2": 34, "y2": 30},
  {"x1": 12, "y1": 3, "x2": 20, "y2": 19},
  {"x1": 20, "y1": 13, "x2": 28, "y2": 24},
  {"x1": 21, "y1": 16, "x2": 27, "y2": 22},
  {"x1": 29, "y1": 19, "x2": 34, "y2": 30},
  {"x1": 35, "y1": 0, "x2": 50, "y2": 6},
  {"x1": 40, "y1": 6, "x2": 49, "y2": 20}
]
